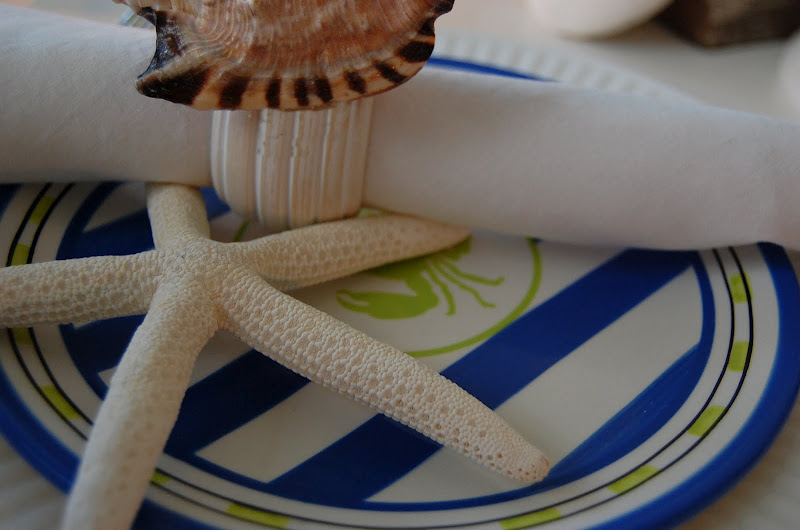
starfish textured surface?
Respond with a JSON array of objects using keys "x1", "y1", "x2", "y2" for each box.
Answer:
[{"x1": 0, "y1": 183, "x2": 549, "y2": 530}]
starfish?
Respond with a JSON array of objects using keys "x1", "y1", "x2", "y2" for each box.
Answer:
[{"x1": 0, "y1": 183, "x2": 549, "y2": 530}]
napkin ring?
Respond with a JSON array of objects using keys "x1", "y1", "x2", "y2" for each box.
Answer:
[{"x1": 211, "y1": 99, "x2": 374, "y2": 232}]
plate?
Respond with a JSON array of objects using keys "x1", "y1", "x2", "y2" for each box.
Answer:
[{"x1": 1, "y1": 35, "x2": 800, "y2": 530}]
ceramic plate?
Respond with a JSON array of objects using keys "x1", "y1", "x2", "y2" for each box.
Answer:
[{"x1": 1, "y1": 35, "x2": 799, "y2": 530}]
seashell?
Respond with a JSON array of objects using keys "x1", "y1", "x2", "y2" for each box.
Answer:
[
  {"x1": 781, "y1": 30, "x2": 800, "y2": 115},
  {"x1": 115, "y1": 0, "x2": 454, "y2": 110},
  {"x1": 525, "y1": 0, "x2": 671, "y2": 40}
]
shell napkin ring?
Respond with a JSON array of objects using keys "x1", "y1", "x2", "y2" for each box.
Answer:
[{"x1": 114, "y1": 0, "x2": 455, "y2": 110}]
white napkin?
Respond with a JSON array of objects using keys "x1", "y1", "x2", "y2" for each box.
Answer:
[
  {"x1": 0, "y1": 5, "x2": 211, "y2": 185},
  {"x1": 524, "y1": 0, "x2": 672, "y2": 39},
  {"x1": 3, "y1": 5, "x2": 800, "y2": 251},
  {"x1": 366, "y1": 68, "x2": 800, "y2": 249}
]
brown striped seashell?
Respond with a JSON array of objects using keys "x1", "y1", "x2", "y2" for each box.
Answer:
[{"x1": 115, "y1": 0, "x2": 454, "y2": 110}]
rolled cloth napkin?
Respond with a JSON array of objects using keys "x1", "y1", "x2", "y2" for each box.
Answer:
[{"x1": 3, "y1": 5, "x2": 800, "y2": 250}]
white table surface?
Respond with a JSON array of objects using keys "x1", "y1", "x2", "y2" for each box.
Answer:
[{"x1": 2, "y1": 1, "x2": 800, "y2": 528}]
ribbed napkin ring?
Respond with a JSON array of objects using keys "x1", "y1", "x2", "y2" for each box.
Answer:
[{"x1": 210, "y1": 99, "x2": 374, "y2": 233}]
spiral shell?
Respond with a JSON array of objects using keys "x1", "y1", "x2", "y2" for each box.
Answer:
[{"x1": 116, "y1": 0, "x2": 454, "y2": 110}]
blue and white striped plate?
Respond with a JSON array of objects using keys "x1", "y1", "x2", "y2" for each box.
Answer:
[{"x1": 1, "y1": 43, "x2": 799, "y2": 530}]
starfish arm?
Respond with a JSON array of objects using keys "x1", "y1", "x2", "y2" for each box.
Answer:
[
  {"x1": 219, "y1": 269, "x2": 549, "y2": 483},
  {"x1": 0, "y1": 253, "x2": 159, "y2": 328},
  {"x1": 146, "y1": 183, "x2": 211, "y2": 248},
  {"x1": 62, "y1": 278, "x2": 217, "y2": 530},
  {"x1": 240, "y1": 215, "x2": 471, "y2": 290}
]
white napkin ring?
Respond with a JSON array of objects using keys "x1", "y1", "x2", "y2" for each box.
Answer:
[{"x1": 210, "y1": 99, "x2": 374, "y2": 233}]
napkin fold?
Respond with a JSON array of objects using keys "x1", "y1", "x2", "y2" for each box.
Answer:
[{"x1": 3, "y1": 5, "x2": 800, "y2": 251}]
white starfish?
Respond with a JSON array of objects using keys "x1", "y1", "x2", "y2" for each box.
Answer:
[{"x1": 0, "y1": 183, "x2": 549, "y2": 530}]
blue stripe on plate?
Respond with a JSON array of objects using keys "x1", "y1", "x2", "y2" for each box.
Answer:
[
  {"x1": 166, "y1": 351, "x2": 308, "y2": 456},
  {"x1": 56, "y1": 183, "x2": 153, "y2": 260},
  {"x1": 199, "y1": 187, "x2": 230, "y2": 220},
  {"x1": 428, "y1": 57, "x2": 541, "y2": 81},
  {"x1": 60, "y1": 316, "x2": 142, "y2": 399},
  {"x1": 0, "y1": 185, "x2": 20, "y2": 219}
]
